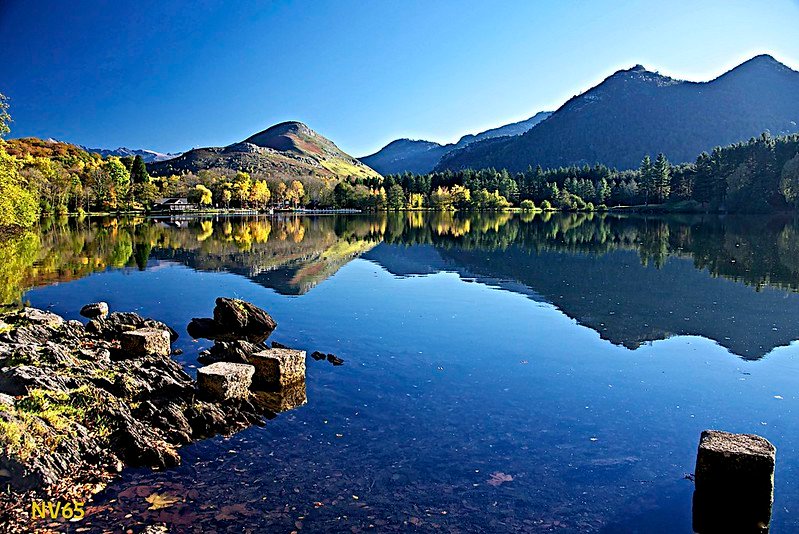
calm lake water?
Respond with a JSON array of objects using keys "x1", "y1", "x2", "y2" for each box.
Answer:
[{"x1": 6, "y1": 212, "x2": 799, "y2": 532}]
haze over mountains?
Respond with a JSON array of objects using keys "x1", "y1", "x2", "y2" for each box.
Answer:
[
  {"x1": 361, "y1": 111, "x2": 552, "y2": 175},
  {"x1": 147, "y1": 121, "x2": 380, "y2": 180},
  {"x1": 436, "y1": 54, "x2": 799, "y2": 172}
]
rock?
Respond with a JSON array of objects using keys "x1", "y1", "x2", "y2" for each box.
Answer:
[
  {"x1": 213, "y1": 298, "x2": 277, "y2": 343},
  {"x1": 271, "y1": 341, "x2": 290, "y2": 349},
  {"x1": 188, "y1": 299, "x2": 277, "y2": 343},
  {"x1": 0, "y1": 393, "x2": 14, "y2": 407},
  {"x1": 87, "y1": 312, "x2": 178, "y2": 343},
  {"x1": 197, "y1": 362, "x2": 255, "y2": 401},
  {"x1": 249, "y1": 348, "x2": 306, "y2": 388},
  {"x1": 80, "y1": 302, "x2": 109, "y2": 319},
  {"x1": 693, "y1": 430, "x2": 775, "y2": 534},
  {"x1": 120, "y1": 328, "x2": 172, "y2": 358},
  {"x1": 197, "y1": 339, "x2": 263, "y2": 365},
  {"x1": 21, "y1": 308, "x2": 64, "y2": 328},
  {"x1": 187, "y1": 317, "x2": 221, "y2": 340},
  {"x1": 254, "y1": 380, "x2": 307, "y2": 413},
  {"x1": 327, "y1": 353, "x2": 344, "y2": 366},
  {"x1": 0, "y1": 365, "x2": 77, "y2": 396},
  {"x1": 311, "y1": 351, "x2": 327, "y2": 361}
]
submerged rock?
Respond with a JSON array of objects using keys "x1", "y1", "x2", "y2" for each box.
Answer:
[
  {"x1": 80, "y1": 301, "x2": 109, "y2": 319},
  {"x1": 327, "y1": 353, "x2": 344, "y2": 366}
]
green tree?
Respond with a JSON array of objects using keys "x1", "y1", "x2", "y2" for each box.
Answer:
[
  {"x1": 653, "y1": 153, "x2": 671, "y2": 202},
  {"x1": 639, "y1": 155, "x2": 655, "y2": 205},
  {"x1": 386, "y1": 184, "x2": 405, "y2": 210},
  {"x1": 130, "y1": 155, "x2": 150, "y2": 184},
  {"x1": 779, "y1": 154, "x2": 799, "y2": 208}
]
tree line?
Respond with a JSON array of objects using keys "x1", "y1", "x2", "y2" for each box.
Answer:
[{"x1": 3, "y1": 86, "x2": 799, "y2": 231}]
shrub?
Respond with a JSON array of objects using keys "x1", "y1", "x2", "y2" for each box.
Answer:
[
  {"x1": 520, "y1": 199, "x2": 536, "y2": 211},
  {"x1": 540, "y1": 199, "x2": 552, "y2": 210}
]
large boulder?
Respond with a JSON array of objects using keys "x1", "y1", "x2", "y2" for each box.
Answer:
[
  {"x1": 693, "y1": 430, "x2": 776, "y2": 533},
  {"x1": 249, "y1": 348, "x2": 306, "y2": 388},
  {"x1": 188, "y1": 298, "x2": 277, "y2": 343},
  {"x1": 80, "y1": 302, "x2": 109, "y2": 319},
  {"x1": 197, "y1": 362, "x2": 255, "y2": 401}
]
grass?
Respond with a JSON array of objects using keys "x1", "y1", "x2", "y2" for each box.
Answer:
[
  {"x1": 320, "y1": 157, "x2": 381, "y2": 180},
  {"x1": 0, "y1": 386, "x2": 114, "y2": 460}
]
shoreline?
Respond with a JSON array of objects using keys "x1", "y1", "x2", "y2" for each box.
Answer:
[{"x1": 0, "y1": 301, "x2": 294, "y2": 531}]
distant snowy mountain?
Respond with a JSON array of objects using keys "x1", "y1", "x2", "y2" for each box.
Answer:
[{"x1": 82, "y1": 146, "x2": 181, "y2": 162}]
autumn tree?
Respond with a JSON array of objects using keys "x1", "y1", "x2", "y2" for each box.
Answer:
[
  {"x1": 194, "y1": 184, "x2": 212, "y2": 206},
  {"x1": 251, "y1": 180, "x2": 271, "y2": 209}
]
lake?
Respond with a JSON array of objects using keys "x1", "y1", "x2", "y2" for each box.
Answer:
[{"x1": 6, "y1": 212, "x2": 799, "y2": 532}]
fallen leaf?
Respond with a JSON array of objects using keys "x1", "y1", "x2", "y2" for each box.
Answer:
[
  {"x1": 145, "y1": 492, "x2": 181, "y2": 510},
  {"x1": 487, "y1": 472, "x2": 514, "y2": 487}
]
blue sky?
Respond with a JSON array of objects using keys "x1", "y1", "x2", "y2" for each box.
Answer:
[{"x1": 1, "y1": 0, "x2": 798, "y2": 156}]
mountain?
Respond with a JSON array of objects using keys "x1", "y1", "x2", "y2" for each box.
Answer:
[
  {"x1": 148, "y1": 121, "x2": 381, "y2": 180},
  {"x1": 361, "y1": 111, "x2": 551, "y2": 175},
  {"x1": 436, "y1": 55, "x2": 799, "y2": 172},
  {"x1": 82, "y1": 146, "x2": 181, "y2": 162}
]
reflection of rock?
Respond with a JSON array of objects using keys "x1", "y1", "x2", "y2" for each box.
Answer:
[
  {"x1": 250, "y1": 348, "x2": 306, "y2": 387},
  {"x1": 693, "y1": 430, "x2": 775, "y2": 534},
  {"x1": 254, "y1": 380, "x2": 307, "y2": 413},
  {"x1": 188, "y1": 298, "x2": 277, "y2": 343},
  {"x1": 197, "y1": 362, "x2": 255, "y2": 401}
]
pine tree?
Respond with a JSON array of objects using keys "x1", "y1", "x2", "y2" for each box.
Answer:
[
  {"x1": 130, "y1": 155, "x2": 150, "y2": 184},
  {"x1": 639, "y1": 155, "x2": 654, "y2": 205},
  {"x1": 653, "y1": 153, "x2": 671, "y2": 202}
]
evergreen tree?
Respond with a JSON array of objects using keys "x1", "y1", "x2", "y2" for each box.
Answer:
[
  {"x1": 653, "y1": 153, "x2": 671, "y2": 202},
  {"x1": 639, "y1": 155, "x2": 654, "y2": 204},
  {"x1": 130, "y1": 155, "x2": 150, "y2": 184}
]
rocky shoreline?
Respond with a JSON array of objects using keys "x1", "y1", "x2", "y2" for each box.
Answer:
[{"x1": 0, "y1": 299, "x2": 306, "y2": 531}]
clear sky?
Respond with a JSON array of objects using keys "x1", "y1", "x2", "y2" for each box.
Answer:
[{"x1": 1, "y1": 0, "x2": 798, "y2": 156}]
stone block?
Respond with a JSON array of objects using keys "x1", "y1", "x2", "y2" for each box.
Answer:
[
  {"x1": 197, "y1": 362, "x2": 254, "y2": 401},
  {"x1": 249, "y1": 348, "x2": 306, "y2": 387},
  {"x1": 693, "y1": 430, "x2": 776, "y2": 533},
  {"x1": 120, "y1": 328, "x2": 171, "y2": 358}
]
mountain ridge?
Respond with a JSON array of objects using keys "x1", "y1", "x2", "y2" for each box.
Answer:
[
  {"x1": 148, "y1": 121, "x2": 381, "y2": 180},
  {"x1": 436, "y1": 54, "x2": 799, "y2": 172},
  {"x1": 361, "y1": 111, "x2": 552, "y2": 175}
]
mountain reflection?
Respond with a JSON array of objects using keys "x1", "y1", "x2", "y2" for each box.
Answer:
[{"x1": 4, "y1": 212, "x2": 799, "y2": 359}]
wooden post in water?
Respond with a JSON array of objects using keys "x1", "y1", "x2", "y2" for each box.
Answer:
[{"x1": 692, "y1": 430, "x2": 776, "y2": 534}]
